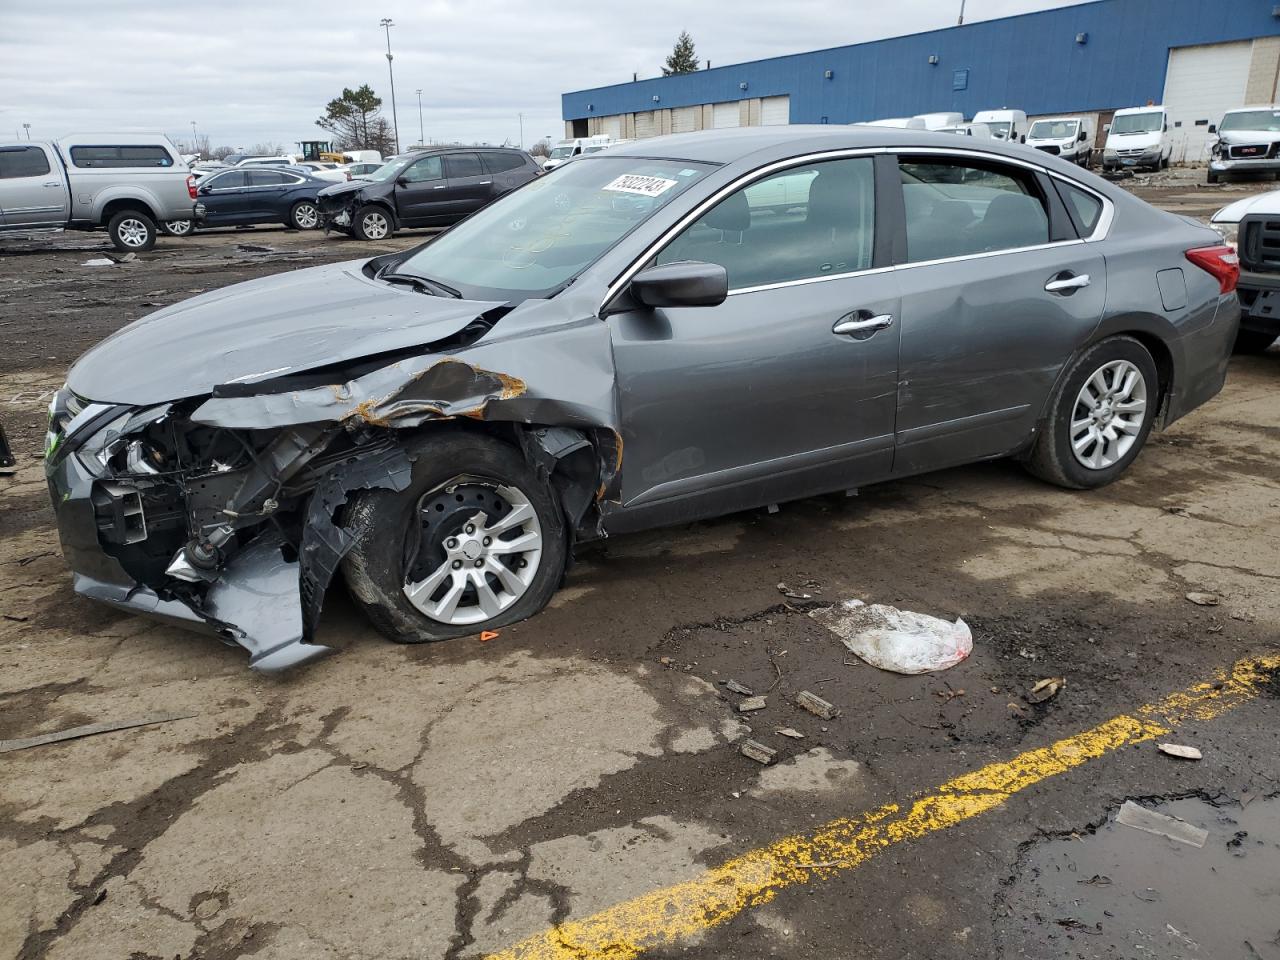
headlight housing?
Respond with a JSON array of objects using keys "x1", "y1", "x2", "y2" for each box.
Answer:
[
  {"x1": 1211, "y1": 220, "x2": 1238, "y2": 250},
  {"x1": 1103, "y1": 149, "x2": 1118, "y2": 159}
]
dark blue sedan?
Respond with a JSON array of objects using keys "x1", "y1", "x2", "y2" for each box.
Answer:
[{"x1": 194, "y1": 166, "x2": 328, "y2": 230}]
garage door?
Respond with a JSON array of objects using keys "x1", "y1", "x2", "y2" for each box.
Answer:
[
  {"x1": 602, "y1": 116, "x2": 622, "y2": 139},
  {"x1": 761, "y1": 95, "x2": 790, "y2": 126},
  {"x1": 634, "y1": 111, "x2": 657, "y2": 139},
  {"x1": 672, "y1": 106, "x2": 699, "y2": 134},
  {"x1": 1163, "y1": 40, "x2": 1253, "y2": 163},
  {"x1": 712, "y1": 101, "x2": 740, "y2": 128}
]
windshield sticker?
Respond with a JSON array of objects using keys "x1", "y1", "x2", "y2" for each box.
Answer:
[{"x1": 603, "y1": 174, "x2": 679, "y2": 197}]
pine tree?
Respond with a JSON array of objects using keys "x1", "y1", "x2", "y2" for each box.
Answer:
[{"x1": 662, "y1": 32, "x2": 700, "y2": 76}]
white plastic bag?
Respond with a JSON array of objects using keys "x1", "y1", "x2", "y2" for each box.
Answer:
[{"x1": 810, "y1": 599, "x2": 972, "y2": 674}]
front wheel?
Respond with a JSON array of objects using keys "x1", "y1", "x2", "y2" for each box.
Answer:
[
  {"x1": 353, "y1": 204, "x2": 393, "y2": 241},
  {"x1": 288, "y1": 200, "x2": 320, "y2": 230},
  {"x1": 107, "y1": 210, "x2": 157, "y2": 252},
  {"x1": 1207, "y1": 169, "x2": 1220, "y2": 185},
  {"x1": 343, "y1": 433, "x2": 567, "y2": 643},
  {"x1": 160, "y1": 219, "x2": 194, "y2": 237},
  {"x1": 1024, "y1": 336, "x2": 1159, "y2": 490}
]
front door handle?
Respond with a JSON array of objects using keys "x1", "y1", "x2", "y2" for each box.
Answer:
[
  {"x1": 833, "y1": 313, "x2": 894, "y2": 336},
  {"x1": 43, "y1": 181, "x2": 61, "y2": 188},
  {"x1": 433, "y1": 184, "x2": 447, "y2": 189},
  {"x1": 1045, "y1": 272, "x2": 1090, "y2": 293}
]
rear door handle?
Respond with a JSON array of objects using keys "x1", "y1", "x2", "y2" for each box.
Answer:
[
  {"x1": 43, "y1": 181, "x2": 61, "y2": 188},
  {"x1": 1045, "y1": 272, "x2": 1090, "y2": 293},
  {"x1": 433, "y1": 184, "x2": 447, "y2": 189},
  {"x1": 833, "y1": 313, "x2": 894, "y2": 336}
]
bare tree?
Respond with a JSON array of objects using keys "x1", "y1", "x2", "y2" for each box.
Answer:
[
  {"x1": 250, "y1": 141, "x2": 287, "y2": 156},
  {"x1": 528, "y1": 139, "x2": 550, "y2": 158}
]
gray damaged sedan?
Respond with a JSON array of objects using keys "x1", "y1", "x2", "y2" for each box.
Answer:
[{"x1": 44, "y1": 127, "x2": 1241, "y2": 670}]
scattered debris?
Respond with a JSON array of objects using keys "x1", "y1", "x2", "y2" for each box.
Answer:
[
  {"x1": 738, "y1": 696, "x2": 768, "y2": 713},
  {"x1": 1115, "y1": 800, "x2": 1208, "y2": 848},
  {"x1": 776, "y1": 582, "x2": 812, "y2": 600},
  {"x1": 795, "y1": 690, "x2": 837, "y2": 720},
  {"x1": 0, "y1": 712, "x2": 196, "y2": 754},
  {"x1": 1157, "y1": 742, "x2": 1202, "y2": 760},
  {"x1": 1077, "y1": 874, "x2": 1112, "y2": 886},
  {"x1": 659, "y1": 656, "x2": 673, "y2": 666},
  {"x1": 1185, "y1": 592, "x2": 1220, "y2": 606},
  {"x1": 478, "y1": 630, "x2": 499, "y2": 642},
  {"x1": 776, "y1": 727, "x2": 806, "y2": 740},
  {"x1": 740, "y1": 740, "x2": 776, "y2": 765},
  {"x1": 1027, "y1": 677, "x2": 1066, "y2": 704},
  {"x1": 811, "y1": 599, "x2": 972, "y2": 674},
  {"x1": 82, "y1": 257, "x2": 116, "y2": 267},
  {"x1": 236, "y1": 243, "x2": 276, "y2": 254},
  {"x1": 723, "y1": 679, "x2": 754, "y2": 696},
  {"x1": 935, "y1": 684, "x2": 965, "y2": 703},
  {"x1": 2, "y1": 614, "x2": 28, "y2": 623},
  {"x1": 1017, "y1": 647, "x2": 1038, "y2": 660},
  {"x1": 1008, "y1": 702, "x2": 1032, "y2": 720}
]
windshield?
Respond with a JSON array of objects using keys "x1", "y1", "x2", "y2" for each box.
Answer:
[
  {"x1": 985, "y1": 122, "x2": 1012, "y2": 139},
  {"x1": 1220, "y1": 109, "x2": 1280, "y2": 133},
  {"x1": 1112, "y1": 112, "x2": 1163, "y2": 134},
  {"x1": 1029, "y1": 120, "x2": 1078, "y2": 139},
  {"x1": 549, "y1": 146, "x2": 575, "y2": 159},
  {"x1": 393, "y1": 157, "x2": 714, "y2": 300},
  {"x1": 363, "y1": 157, "x2": 416, "y2": 182}
]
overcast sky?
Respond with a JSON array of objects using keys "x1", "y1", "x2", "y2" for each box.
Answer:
[{"x1": 2, "y1": 0, "x2": 1094, "y2": 153}]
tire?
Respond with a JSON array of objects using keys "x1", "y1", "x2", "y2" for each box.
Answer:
[
  {"x1": 160, "y1": 220, "x2": 193, "y2": 237},
  {"x1": 107, "y1": 210, "x2": 157, "y2": 252},
  {"x1": 352, "y1": 204, "x2": 393, "y2": 241},
  {"x1": 1024, "y1": 336, "x2": 1160, "y2": 490},
  {"x1": 1234, "y1": 329, "x2": 1277, "y2": 354},
  {"x1": 288, "y1": 200, "x2": 320, "y2": 231},
  {"x1": 1207, "y1": 169, "x2": 1220, "y2": 185},
  {"x1": 343, "y1": 433, "x2": 568, "y2": 643}
]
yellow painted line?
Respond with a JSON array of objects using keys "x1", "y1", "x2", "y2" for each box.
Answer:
[{"x1": 487, "y1": 653, "x2": 1280, "y2": 960}]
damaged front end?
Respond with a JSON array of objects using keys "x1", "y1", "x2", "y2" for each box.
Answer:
[{"x1": 44, "y1": 313, "x2": 621, "y2": 671}]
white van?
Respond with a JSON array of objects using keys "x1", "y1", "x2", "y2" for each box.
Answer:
[
  {"x1": 912, "y1": 112, "x2": 964, "y2": 131},
  {"x1": 972, "y1": 109, "x2": 1028, "y2": 142},
  {"x1": 1102, "y1": 106, "x2": 1172, "y2": 172},
  {"x1": 854, "y1": 117, "x2": 927, "y2": 130},
  {"x1": 543, "y1": 136, "x2": 612, "y2": 172},
  {"x1": 342, "y1": 150, "x2": 382, "y2": 165},
  {"x1": 1025, "y1": 116, "x2": 1095, "y2": 166},
  {"x1": 938, "y1": 122, "x2": 993, "y2": 138}
]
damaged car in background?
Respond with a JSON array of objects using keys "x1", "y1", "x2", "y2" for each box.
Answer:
[{"x1": 45, "y1": 127, "x2": 1240, "y2": 670}]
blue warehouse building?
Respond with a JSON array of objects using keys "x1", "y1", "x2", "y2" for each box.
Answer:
[{"x1": 562, "y1": 0, "x2": 1280, "y2": 162}]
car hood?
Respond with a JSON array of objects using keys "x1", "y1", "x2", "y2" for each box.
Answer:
[
  {"x1": 318, "y1": 179, "x2": 373, "y2": 200},
  {"x1": 1211, "y1": 187, "x2": 1280, "y2": 224},
  {"x1": 68, "y1": 260, "x2": 505, "y2": 406},
  {"x1": 1107, "y1": 131, "x2": 1162, "y2": 150}
]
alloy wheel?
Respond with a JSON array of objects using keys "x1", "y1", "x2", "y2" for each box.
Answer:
[
  {"x1": 361, "y1": 211, "x2": 389, "y2": 239},
  {"x1": 165, "y1": 220, "x2": 193, "y2": 236},
  {"x1": 1070, "y1": 359, "x2": 1148, "y2": 470},
  {"x1": 117, "y1": 218, "x2": 150, "y2": 247},
  {"x1": 294, "y1": 203, "x2": 319, "y2": 229},
  {"x1": 402, "y1": 480, "x2": 543, "y2": 626}
]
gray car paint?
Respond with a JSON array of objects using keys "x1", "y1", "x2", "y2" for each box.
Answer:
[{"x1": 49, "y1": 126, "x2": 1238, "y2": 669}]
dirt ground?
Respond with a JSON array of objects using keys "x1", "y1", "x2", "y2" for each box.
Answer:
[{"x1": 1, "y1": 173, "x2": 1278, "y2": 960}]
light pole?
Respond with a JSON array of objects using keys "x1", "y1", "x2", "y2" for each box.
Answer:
[
  {"x1": 415, "y1": 89, "x2": 424, "y2": 147},
  {"x1": 22, "y1": 123, "x2": 31, "y2": 140},
  {"x1": 518, "y1": 112, "x2": 524, "y2": 148},
  {"x1": 957, "y1": 0, "x2": 966, "y2": 25},
  {"x1": 190, "y1": 120, "x2": 198, "y2": 154},
  {"x1": 379, "y1": 18, "x2": 400, "y2": 155}
]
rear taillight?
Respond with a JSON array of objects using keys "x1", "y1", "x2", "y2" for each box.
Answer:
[
  {"x1": 186, "y1": 175, "x2": 197, "y2": 200},
  {"x1": 1185, "y1": 244, "x2": 1239, "y2": 295}
]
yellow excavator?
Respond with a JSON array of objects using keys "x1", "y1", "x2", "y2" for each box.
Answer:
[{"x1": 298, "y1": 140, "x2": 347, "y2": 163}]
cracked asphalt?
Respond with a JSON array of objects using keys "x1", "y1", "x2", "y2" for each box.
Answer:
[{"x1": 2, "y1": 173, "x2": 1279, "y2": 960}]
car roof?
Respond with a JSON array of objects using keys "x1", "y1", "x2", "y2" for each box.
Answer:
[{"x1": 601, "y1": 125, "x2": 1046, "y2": 166}]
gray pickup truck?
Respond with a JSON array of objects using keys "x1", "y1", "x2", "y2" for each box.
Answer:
[{"x1": 0, "y1": 135, "x2": 204, "y2": 251}]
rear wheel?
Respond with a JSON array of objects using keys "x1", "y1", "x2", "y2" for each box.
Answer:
[
  {"x1": 1024, "y1": 336, "x2": 1159, "y2": 490},
  {"x1": 1234, "y1": 329, "x2": 1277, "y2": 354},
  {"x1": 288, "y1": 201, "x2": 320, "y2": 230},
  {"x1": 343, "y1": 433, "x2": 567, "y2": 643},
  {"x1": 353, "y1": 204, "x2": 393, "y2": 241},
  {"x1": 107, "y1": 210, "x2": 157, "y2": 252}
]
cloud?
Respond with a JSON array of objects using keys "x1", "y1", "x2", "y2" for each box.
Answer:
[{"x1": 1, "y1": 0, "x2": 1092, "y2": 150}]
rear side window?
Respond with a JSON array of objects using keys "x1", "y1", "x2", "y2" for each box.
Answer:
[
  {"x1": 206, "y1": 170, "x2": 246, "y2": 189},
  {"x1": 656, "y1": 156, "x2": 876, "y2": 290},
  {"x1": 248, "y1": 170, "x2": 289, "y2": 186},
  {"x1": 1055, "y1": 180, "x2": 1104, "y2": 236},
  {"x1": 0, "y1": 146, "x2": 51, "y2": 179},
  {"x1": 444, "y1": 153, "x2": 483, "y2": 179},
  {"x1": 482, "y1": 152, "x2": 527, "y2": 174},
  {"x1": 69, "y1": 145, "x2": 174, "y2": 168},
  {"x1": 899, "y1": 158, "x2": 1049, "y2": 262}
]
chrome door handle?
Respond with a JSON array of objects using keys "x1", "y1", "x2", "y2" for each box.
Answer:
[
  {"x1": 833, "y1": 313, "x2": 894, "y2": 335},
  {"x1": 43, "y1": 181, "x2": 61, "y2": 187},
  {"x1": 1045, "y1": 273, "x2": 1090, "y2": 293},
  {"x1": 433, "y1": 184, "x2": 447, "y2": 189},
  {"x1": 479, "y1": 181, "x2": 492, "y2": 185}
]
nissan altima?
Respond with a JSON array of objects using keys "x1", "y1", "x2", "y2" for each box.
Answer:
[{"x1": 44, "y1": 127, "x2": 1240, "y2": 670}]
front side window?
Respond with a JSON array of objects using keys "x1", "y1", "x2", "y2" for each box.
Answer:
[
  {"x1": 1111, "y1": 112, "x2": 1163, "y2": 135},
  {"x1": 986, "y1": 122, "x2": 1013, "y2": 139},
  {"x1": 900, "y1": 158, "x2": 1049, "y2": 262},
  {"x1": 444, "y1": 153, "x2": 483, "y2": 179},
  {"x1": 0, "y1": 146, "x2": 51, "y2": 179},
  {"x1": 392, "y1": 157, "x2": 713, "y2": 299},
  {"x1": 401, "y1": 155, "x2": 443, "y2": 183},
  {"x1": 656, "y1": 156, "x2": 875, "y2": 290},
  {"x1": 69, "y1": 145, "x2": 173, "y2": 168}
]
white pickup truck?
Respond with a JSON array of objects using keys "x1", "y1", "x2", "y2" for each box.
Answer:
[{"x1": 0, "y1": 134, "x2": 204, "y2": 251}]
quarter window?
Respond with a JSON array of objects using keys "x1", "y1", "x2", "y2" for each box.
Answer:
[
  {"x1": 248, "y1": 170, "x2": 289, "y2": 186},
  {"x1": 0, "y1": 146, "x2": 51, "y2": 179},
  {"x1": 656, "y1": 156, "x2": 876, "y2": 290},
  {"x1": 68, "y1": 145, "x2": 174, "y2": 168},
  {"x1": 444, "y1": 153, "x2": 483, "y2": 179},
  {"x1": 899, "y1": 158, "x2": 1050, "y2": 262},
  {"x1": 402, "y1": 155, "x2": 443, "y2": 182},
  {"x1": 1055, "y1": 180, "x2": 1104, "y2": 236}
]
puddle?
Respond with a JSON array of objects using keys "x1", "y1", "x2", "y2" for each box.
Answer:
[{"x1": 999, "y1": 795, "x2": 1280, "y2": 959}]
